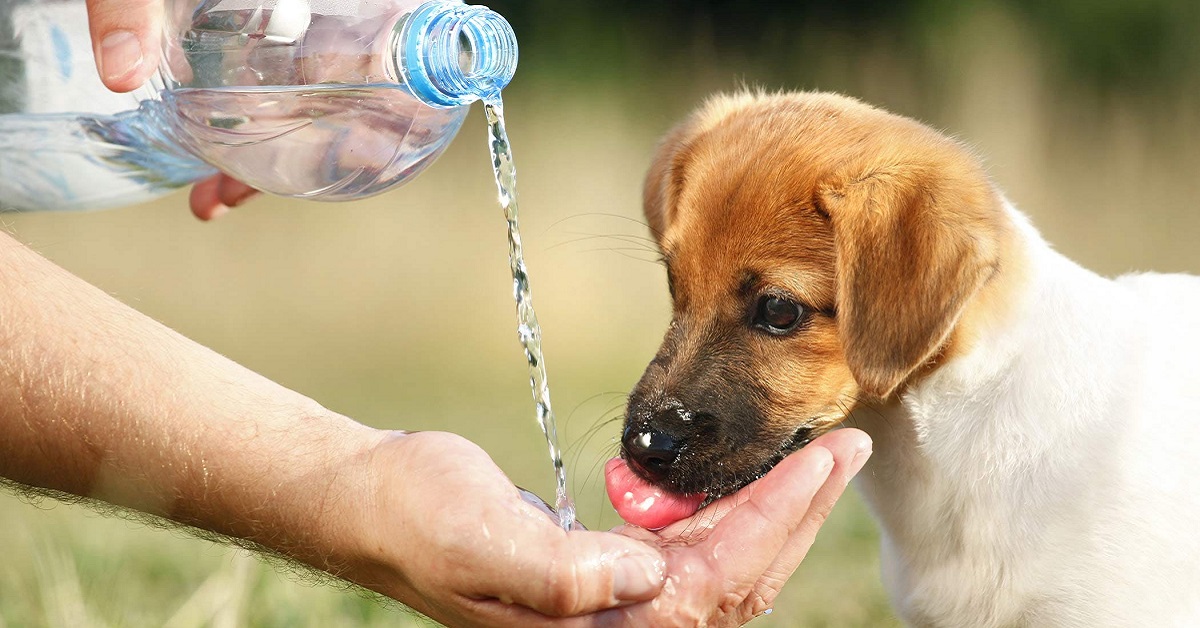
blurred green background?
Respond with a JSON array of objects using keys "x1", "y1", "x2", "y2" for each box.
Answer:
[{"x1": 3, "y1": 0, "x2": 1200, "y2": 626}]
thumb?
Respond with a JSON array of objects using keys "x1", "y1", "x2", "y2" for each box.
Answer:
[
  {"x1": 85, "y1": 0, "x2": 162, "y2": 92},
  {"x1": 479, "y1": 528, "x2": 666, "y2": 617}
]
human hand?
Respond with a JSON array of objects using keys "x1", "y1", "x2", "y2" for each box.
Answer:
[
  {"x1": 594, "y1": 427, "x2": 870, "y2": 626},
  {"x1": 346, "y1": 428, "x2": 869, "y2": 626},
  {"x1": 348, "y1": 430, "x2": 667, "y2": 625},
  {"x1": 85, "y1": 0, "x2": 258, "y2": 219}
]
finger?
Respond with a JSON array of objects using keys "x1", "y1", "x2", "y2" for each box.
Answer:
[
  {"x1": 650, "y1": 434, "x2": 858, "y2": 542},
  {"x1": 766, "y1": 429, "x2": 872, "y2": 579},
  {"x1": 472, "y1": 524, "x2": 666, "y2": 617},
  {"x1": 217, "y1": 177, "x2": 259, "y2": 208},
  {"x1": 450, "y1": 592, "x2": 630, "y2": 628},
  {"x1": 189, "y1": 175, "x2": 230, "y2": 221},
  {"x1": 651, "y1": 476, "x2": 758, "y2": 542},
  {"x1": 598, "y1": 447, "x2": 841, "y2": 627},
  {"x1": 746, "y1": 429, "x2": 872, "y2": 616},
  {"x1": 86, "y1": 0, "x2": 162, "y2": 92},
  {"x1": 700, "y1": 443, "x2": 836, "y2": 591}
]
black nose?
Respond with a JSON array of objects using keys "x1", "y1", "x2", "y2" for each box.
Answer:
[{"x1": 622, "y1": 425, "x2": 682, "y2": 482}]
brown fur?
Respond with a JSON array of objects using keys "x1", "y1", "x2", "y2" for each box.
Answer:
[{"x1": 625, "y1": 90, "x2": 1020, "y2": 496}]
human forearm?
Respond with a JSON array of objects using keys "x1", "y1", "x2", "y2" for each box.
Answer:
[{"x1": 0, "y1": 230, "x2": 379, "y2": 574}]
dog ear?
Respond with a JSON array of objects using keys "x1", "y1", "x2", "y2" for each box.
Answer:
[
  {"x1": 820, "y1": 166, "x2": 1003, "y2": 398},
  {"x1": 643, "y1": 122, "x2": 699, "y2": 243}
]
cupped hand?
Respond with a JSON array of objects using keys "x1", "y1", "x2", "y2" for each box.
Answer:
[
  {"x1": 594, "y1": 427, "x2": 870, "y2": 626},
  {"x1": 85, "y1": 0, "x2": 258, "y2": 219},
  {"x1": 351, "y1": 429, "x2": 870, "y2": 627},
  {"x1": 355, "y1": 431, "x2": 667, "y2": 625}
]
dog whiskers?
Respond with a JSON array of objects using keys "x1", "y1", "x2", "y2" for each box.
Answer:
[
  {"x1": 579, "y1": 247, "x2": 666, "y2": 265},
  {"x1": 544, "y1": 211, "x2": 665, "y2": 241},
  {"x1": 549, "y1": 232, "x2": 660, "y2": 253}
]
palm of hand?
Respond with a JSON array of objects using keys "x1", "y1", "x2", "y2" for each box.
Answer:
[{"x1": 356, "y1": 429, "x2": 867, "y2": 627}]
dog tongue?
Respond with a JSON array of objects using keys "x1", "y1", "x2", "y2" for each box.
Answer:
[{"x1": 605, "y1": 458, "x2": 707, "y2": 530}]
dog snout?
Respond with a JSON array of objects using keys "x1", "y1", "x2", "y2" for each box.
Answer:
[{"x1": 622, "y1": 423, "x2": 684, "y2": 482}]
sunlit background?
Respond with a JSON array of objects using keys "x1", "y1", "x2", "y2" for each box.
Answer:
[{"x1": 3, "y1": 0, "x2": 1199, "y2": 625}]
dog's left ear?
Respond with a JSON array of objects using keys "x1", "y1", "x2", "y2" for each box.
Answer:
[{"x1": 820, "y1": 165, "x2": 1004, "y2": 398}]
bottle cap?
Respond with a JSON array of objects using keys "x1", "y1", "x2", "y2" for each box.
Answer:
[{"x1": 399, "y1": 1, "x2": 518, "y2": 108}]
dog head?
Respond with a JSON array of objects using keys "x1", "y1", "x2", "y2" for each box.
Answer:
[{"x1": 621, "y1": 91, "x2": 1012, "y2": 498}]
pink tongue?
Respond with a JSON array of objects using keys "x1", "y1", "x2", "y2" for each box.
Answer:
[{"x1": 605, "y1": 458, "x2": 707, "y2": 530}]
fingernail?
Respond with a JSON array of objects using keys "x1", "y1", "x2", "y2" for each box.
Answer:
[
  {"x1": 808, "y1": 446, "x2": 834, "y2": 476},
  {"x1": 202, "y1": 204, "x2": 230, "y2": 221},
  {"x1": 818, "y1": 448, "x2": 835, "y2": 472},
  {"x1": 99, "y1": 30, "x2": 144, "y2": 83},
  {"x1": 613, "y1": 552, "x2": 665, "y2": 601},
  {"x1": 849, "y1": 442, "x2": 873, "y2": 476}
]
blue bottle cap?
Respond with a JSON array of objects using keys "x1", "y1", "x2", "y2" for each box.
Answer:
[{"x1": 399, "y1": 1, "x2": 518, "y2": 108}]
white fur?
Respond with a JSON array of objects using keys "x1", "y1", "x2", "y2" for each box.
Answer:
[{"x1": 850, "y1": 202, "x2": 1200, "y2": 627}]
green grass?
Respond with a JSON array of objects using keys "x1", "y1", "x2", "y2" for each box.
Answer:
[{"x1": 0, "y1": 494, "x2": 426, "y2": 627}]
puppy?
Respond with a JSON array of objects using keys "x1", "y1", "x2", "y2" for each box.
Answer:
[{"x1": 606, "y1": 91, "x2": 1200, "y2": 627}]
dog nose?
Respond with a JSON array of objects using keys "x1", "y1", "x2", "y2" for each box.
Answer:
[{"x1": 622, "y1": 424, "x2": 682, "y2": 482}]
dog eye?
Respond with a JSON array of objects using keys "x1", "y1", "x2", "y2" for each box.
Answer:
[{"x1": 754, "y1": 296, "x2": 804, "y2": 334}]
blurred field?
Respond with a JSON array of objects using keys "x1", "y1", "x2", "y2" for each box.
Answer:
[{"x1": 3, "y1": 1, "x2": 1199, "y2": 626}]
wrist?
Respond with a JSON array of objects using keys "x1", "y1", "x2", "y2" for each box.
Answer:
[
  {"x1": 302, "y1": 419, "x2": 395, "y2": 581},
  {"x1": 260, "y1": 409, "x2": 388, "y2": 581},
  {"x1": 168, "y1": 401, "x2": 386, "y2": 580},
  {"x1": 314, "y1": 428, "x2": 438, "y2": 607},
  {"x1": 326, "y1": 430, "x2": 483, "y2": 611}
]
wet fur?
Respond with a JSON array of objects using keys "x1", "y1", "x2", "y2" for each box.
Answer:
[{"x1": 625, "y1": 90, "x2": 1200, "y2": 626}]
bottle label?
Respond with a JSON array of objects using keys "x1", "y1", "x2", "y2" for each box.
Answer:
[{"x1": 11, "y1": 2, "x2": 134, "y2": 115}]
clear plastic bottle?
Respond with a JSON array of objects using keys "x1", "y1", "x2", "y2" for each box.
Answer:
[{"x1": 0, "y1": 0, "x2": 517, "y2": 211}]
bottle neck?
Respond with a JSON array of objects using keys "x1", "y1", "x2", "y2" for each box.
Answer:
[{"x1": 395, "y1": 1, "x2": 518, "y2": 108}]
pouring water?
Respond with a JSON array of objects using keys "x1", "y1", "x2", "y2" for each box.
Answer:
[{"x1": 483, "y1": 96, "x2": 576, "y2": 532}]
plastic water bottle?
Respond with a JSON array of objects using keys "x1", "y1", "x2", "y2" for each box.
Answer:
[{"x1": 0, "y1": 0, "x2": 517, "y2": 211}]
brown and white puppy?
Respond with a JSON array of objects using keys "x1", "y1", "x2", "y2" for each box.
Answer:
[{"x1": 608, "y1": 91, "x2": 1200, "y2": 626}]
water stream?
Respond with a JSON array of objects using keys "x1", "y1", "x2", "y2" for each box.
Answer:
[{"x1": 483, "y1": 96, "x2": 576, "y2": 532}]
